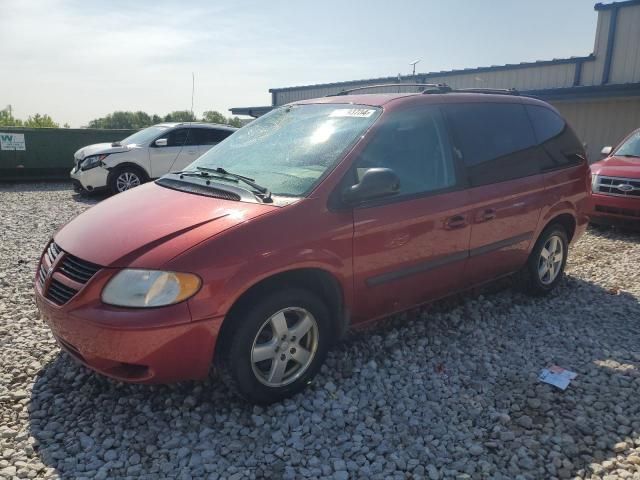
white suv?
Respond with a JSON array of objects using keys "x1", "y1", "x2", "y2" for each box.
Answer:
[{"x1": 71, "y1": 122, "x2": 237, "y2": 194}]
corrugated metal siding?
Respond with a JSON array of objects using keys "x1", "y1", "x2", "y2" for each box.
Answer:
[
  {"x1": 273, "y1": 63, "x2": 578, "y2": 105},
  {"x1": 581, "y1": 9, "x2": 610, "y2": 86},
  {"x1": 610, "y1": 4, "x2": 640, "y2": 84},
  {"x1": 425, "y1": 63, "x2": 576, "y2": 90},
  {"x1": 552, "y1": 96, "x2": 640, "y2": 161}
]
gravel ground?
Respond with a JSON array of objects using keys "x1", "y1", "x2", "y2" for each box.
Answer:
[{"x1": 1, "y1": 182, "x2": 640, "y2": 480}]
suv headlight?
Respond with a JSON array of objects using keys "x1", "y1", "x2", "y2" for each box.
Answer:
[
  {"x1": 80, "y1": 154, "x2": 108, "y2": 171},
  {"x1": 101, "y1": 269, "x2": 201, "y2": 308},
  {"x1": 591, "y1": 173, "x2": 599, "y2": 193}
]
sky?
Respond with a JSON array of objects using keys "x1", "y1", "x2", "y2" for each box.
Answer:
[{"x1": 0, "y1": 0, "x2": 600, "y2": 127}]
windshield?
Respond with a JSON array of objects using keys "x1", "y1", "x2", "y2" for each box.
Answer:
[
  {"x1": 614, "y1": 130, "x2": 640, "y2": 157},
  {"x1": 119, "y1": 125, "x2": 170, "y2": 146},
  {"x1": 186, "y1": 104, "x2": 381, "y2": 196}
]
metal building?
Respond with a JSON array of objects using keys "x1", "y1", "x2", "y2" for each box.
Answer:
[{"x1": 231, "y1": 0, "x2": 640, "y2": 161}]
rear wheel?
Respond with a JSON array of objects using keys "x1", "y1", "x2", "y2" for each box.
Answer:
[
  {"x1": 217, "y1": 288, "x2": 331, "y2": 404},
  {"x1": 108, "y1": 166, "x2": 145, "y2": 194},
  {"x1": 518, "y1": 224, "x2": 568, "y2": 296}
]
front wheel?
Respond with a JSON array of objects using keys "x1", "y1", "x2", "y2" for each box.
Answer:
[
  {"x1": 108, "y1": 167, "x2": 145, "y2": 194},
  {"x1": 217, "y1": 288, "x2": 332, "y2": 404},
  {"x1": 517, "y1": 224, "x2": 569, "y2": 296}
]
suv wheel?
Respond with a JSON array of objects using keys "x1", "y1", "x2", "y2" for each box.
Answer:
[
  {"x1": 217, "y1": 288, "x2": 331, "y2": 404},
  {"x1": 109, "y1": 167, "x2": 145, "y2": 194},
  {"x1": 518, "y1": 224, "x2": 569, "y2": 296}
]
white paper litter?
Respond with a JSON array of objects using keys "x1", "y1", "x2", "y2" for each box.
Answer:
[{"x1": 538, "y1": 365, "x2": 577, "y2": 390}]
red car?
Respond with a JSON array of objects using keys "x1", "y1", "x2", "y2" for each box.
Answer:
[
  {"x1": 35, "y1": 86, "x2": 590, "y2": 403},
  {"x1": 589, "y1": 127, "x2": 640, "y2": 227}
]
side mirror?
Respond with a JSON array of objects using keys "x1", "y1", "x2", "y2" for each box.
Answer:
[
  {"x1": 343, "y1": 167, "x2": 400, "y2": 204},
  {"x1": 155, "y1": 138, "x2": 168, "y2": 147},
  {"x1": 601, "y1": 146, "x2": 612, "y2": 156}
]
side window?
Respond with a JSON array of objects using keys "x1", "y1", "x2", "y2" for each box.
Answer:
[
  {"x1": 201, "y1": 129, "x2": 233, "y2": 145},
  {"x1": 166, "y1": 128, "x2": 190, "y2": 147},
  {"x1": 444, "y1": 103, "x2": 538, "y2": 186},
  {"x1": 526, "y1": 105, "x2": 565, "y2": 142},
  {"x1": 526, "y1": 105, "x2": 585, "y2": 169},
  {"x1": 353, "y1": 106, "x2": 456, "y2": 197}
]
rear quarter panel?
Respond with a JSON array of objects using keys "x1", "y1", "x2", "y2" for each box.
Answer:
[{"x1": 537, "y1": 163, "x2": 590, "y2": 246}]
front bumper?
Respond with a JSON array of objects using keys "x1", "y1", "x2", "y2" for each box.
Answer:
[
  {"x1": 34, "y1": 268, "x2": 222, "y2": 383},
  {"x1": 588, "y1": 193, "x2": 640, "y2": 227},
  {"x1": 70, "y1": 165, "x2": 109, "y2": 192}
]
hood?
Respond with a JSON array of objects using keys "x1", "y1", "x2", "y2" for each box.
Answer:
[
  {"x1": 54, "y1": 182, "x2": 278, "y2": 267},
  {"x1": 590, "y1": 155, "x2": 640, "y2": 179},
  {"x1": 73, "y1": 142, "x2": 134, "y2": 161}
]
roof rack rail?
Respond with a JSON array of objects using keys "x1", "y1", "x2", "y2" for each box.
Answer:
[
  {"x1": 328, "y1": 83, "x2": 451, "y2": 96},
  {"x1": 439, "y1": 87, "x2": 520, "y2": 96}
]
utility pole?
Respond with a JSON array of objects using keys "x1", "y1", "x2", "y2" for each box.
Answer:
[{"x1": 409, "y1": 60, "x2": 420, "y2": 77}]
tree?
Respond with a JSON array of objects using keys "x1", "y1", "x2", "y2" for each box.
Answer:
[
  {"x1": 164, "y1": 110, "x2": 196, "y2": 122},
  {"x1": 202, "y1": 110, "x2": 245, "y2": 127},
  {"x1": 202, "y1": 110, "x2": 227, "y2": 124},
  {"x1": 88, "y1": 111, "x2": 155, "y2": 129},
  {"x1": 87, "y1": 109, "x2": 245, "y2": 130},
  {"x1": 0, "y1": 110, "x2": 23, "y2": 127},
  {"x1": 228, "y1": 116, "x2": 244, "y2": 128}
]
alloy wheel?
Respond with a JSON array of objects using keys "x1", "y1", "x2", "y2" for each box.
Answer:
[
  {"x1": 251, "y1": 307, "x2": 319, "y2": 387},
  {"x1": 538, "y1": 234, "x2": 564, "y2": 285},
  {"x1": 116, "y1": 172, "x2": 141, "y2": 192}
]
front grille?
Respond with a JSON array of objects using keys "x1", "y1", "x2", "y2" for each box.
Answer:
[
  {"x1": 595, "y1": 204, "x2": 640, "y2": 218},
  {"x1": 58, "y1": 254, "x2": 101, "y2": 283},
  {"x1": 38, "y1": 241, "x2": 102, "y2": 306},
  {"x1": 594, "y1": 176, "x2": 640, "y2": 198},
  {"x1": 46, "y1": 278, "x2": 77, "y2": 305}
]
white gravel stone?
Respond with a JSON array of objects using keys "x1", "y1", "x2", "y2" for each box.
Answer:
[{"x1": 1, "y1": 183, "x2": 640, "y2": 479}]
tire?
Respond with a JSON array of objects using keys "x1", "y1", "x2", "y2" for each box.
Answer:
[
  {"x1": 517, "y1": 224, "x2": 569, "y2": 296},
  {"x1": 217, "y1": 288, "x2": 332, "y2": 404},
  {"x1": 108, "y1": 166, "x2": 146, "y2": 195}
]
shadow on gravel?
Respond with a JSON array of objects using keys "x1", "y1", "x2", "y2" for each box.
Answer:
[
  {"x1": 71, "y1": 191, "x2": 110, "y2": 205},
  {"x1": 27, "y1": 276, "x2": 640, "y2": 479},
  {"x1": 0, "y1": 181, "x2": 73, "y2": 193},
  {"x1": 588, "y1": 223, "x2": 640, "y2": 242}
]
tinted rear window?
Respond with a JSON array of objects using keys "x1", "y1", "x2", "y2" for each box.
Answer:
[
  {"x1": 526, "y1": 105, "x2": 565, "y2": 143},
  {"x1": 198, "y1": 128, "x2": 234, "y2": 144},
  {"x1": 525, "y1": 105, "x2": 585, "y2": 169}
]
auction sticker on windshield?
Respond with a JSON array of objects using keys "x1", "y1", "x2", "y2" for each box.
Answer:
[{"x1": 329, "y1": 109, "x2": 377, "y2": 118}]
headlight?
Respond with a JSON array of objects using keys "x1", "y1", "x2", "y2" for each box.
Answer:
[
  {"x1": 101, "y1": 269, "x2": 201, "y2": 308},
  {"x1": 80, "y1": 154, "x2": 108, "y2": 171},
  {"x1": 591, "y1": 173, "x2": 599, "y2": 193}
]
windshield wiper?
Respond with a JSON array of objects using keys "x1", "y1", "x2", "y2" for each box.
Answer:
[
  {"x1": 617, "y1": 154, "x2": 640, "y2": 158},
  {"x1": 197, "y1": 167, "x2": 272, "y2": 201},
  {"x1": 171, "y1": 168, "x2": 272, "y2": 202}
]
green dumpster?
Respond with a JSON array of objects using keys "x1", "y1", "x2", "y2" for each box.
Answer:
[{"x1": 0, "y1": 127, "x2": 136, "y2": 181}]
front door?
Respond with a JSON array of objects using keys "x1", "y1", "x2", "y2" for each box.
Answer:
[
  {"x1": 149, "y1": 128, "x2": 201, "y2": 177},
  {"x1": 351, "y1": 105, "x2": 471, "y2": 323}
]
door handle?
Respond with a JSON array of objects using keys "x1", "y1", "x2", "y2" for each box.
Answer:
[
  {"x1": 445, "y1": 214, "x2": 467, "y2": 230},
  {"x1": 478, "y1": 208, "x2": 497, "y2": 222},
  {"x1": 187, "y1": 149, "x2": 198, "y2": 154}
]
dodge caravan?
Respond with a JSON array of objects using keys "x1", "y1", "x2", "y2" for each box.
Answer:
[{"x1": 35, "y1": 86, "x2": 590, "y2": 403}]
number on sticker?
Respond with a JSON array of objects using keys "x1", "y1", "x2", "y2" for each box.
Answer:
[{"x1": 329, "y1": 109, "x2": 376, "y2": 118}]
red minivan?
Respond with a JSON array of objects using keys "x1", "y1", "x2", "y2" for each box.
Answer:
[{"x1": 34, "y1": 86, "x2": 590, "y2": 403}]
